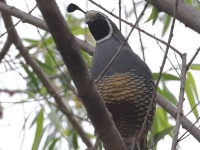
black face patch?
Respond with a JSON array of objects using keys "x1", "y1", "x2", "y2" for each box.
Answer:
[{"x1": 87, "y1": 18, "x2": 110, "y2": 41}]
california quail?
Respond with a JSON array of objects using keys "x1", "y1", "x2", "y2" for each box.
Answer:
[{"x1": 67, "y1": 4, "x2": 156, "y2": 150}]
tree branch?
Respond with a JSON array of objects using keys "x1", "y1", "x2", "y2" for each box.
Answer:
[
  {"x1": 0, "y1": 0, "x2": 92, "y2": 148},
  {"x1": 1, "y1": 0, "x2": 200, "y2": 145},
  {"x1": 151, "y1": 0, "x2": 200, "y2": 34},
  {"x1": 156, "y1": 94, "x2": 200, "y2": 142},
  {"x1": 35, "y1": 0, "x2": 126, "y2": 150},
  {"x1": 171, "y1": 53, "x2": 187, "y2": 150},
  {"x1": 0, "y1": 1, "x2": 94, "y2": 55},
  {"x1": 0, "y1": 37, "x2": 12, "y2": 63},
  {"x1": 89, "y1": 0, "x2": 182, "y2": 56}
]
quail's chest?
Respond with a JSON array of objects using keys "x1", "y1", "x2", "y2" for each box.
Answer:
[{"x1": 95, "y1": 71, "x2": 155, "y2": 138}]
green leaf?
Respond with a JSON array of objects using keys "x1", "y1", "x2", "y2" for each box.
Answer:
[
  {"x1": 162, "y1": 82, "x2": 178, "y2": 105},
  {"x1": 19, "y1": 109, "x2": 35, "y2": 136},
  {"x1": 193, "y1": 0, "x2": 200, "y2": 9},
  {"x1": 189, "y1": 64, "x2": 200, "y2": 70},
  {"x1": 162, "y1": 14, "x2": 171, "y2": 36},
  {"x1": 72, "y1": 132, "x2": 78, "y2": 150},
  {"x1": 48, "y1": 138, "x2": 59, "y2": 150},
  {"x1": 23, "y1": 38, "x2": 40, "y2": 50},
  {"x1": 21, "y1": 61, "x2": 40, "y2": 91},
  {"x1": 187, "y1": 72, "x2": 199, "y2": 101},
  {"x1": 185, "y1": 73, "x2": 199, "y2": 119},
  {"x1": 43, "y1": 130, "x2": 58, "y2": 149},
  {"x1": 153, "y1": 126, "x2": 174, "y2": 145},
  {"x1": 81, "y1": 50, "x2": 92, "y2": 68},
  {"x1": 145, "y1": 6, "x2": 158, "y2": 25},
  {"x1": 48, "y1": 110, "x2": 61, "y2": 130},
  {"x1": 153, "y1": 107, "x2": 170, "y2": 133},
  {"x1": 185, "y1": 0, "x2": 192, "y2": 5},
  {"x1": 31, "y1": 109, "x2": 44, "y2": 150},
  {"x1": 34, "y1": 58, "x2": 54, "y2": 76},
  {"x1": 99, "y1": 141, "x2": 103, "y2": 150},
  {"x1": 44, "y1": 51, "x2": 56, "y2": 75},
  {"x1": 152, "y1": 73, "x2": 179, "y2": 81},
  {"x1": 41, "y1": 36, "x2": 55, "y2": 48}
]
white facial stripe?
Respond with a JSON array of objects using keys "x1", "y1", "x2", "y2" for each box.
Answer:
[
  {"x1": 96, "y1": 19, "x2": 113, "y2": 43},
  {"x1": 85, "y1": 10, "x2": 96, "y2": 21}
]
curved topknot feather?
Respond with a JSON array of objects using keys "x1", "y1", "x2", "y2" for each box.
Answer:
[{"x1": 67, "y1": 3, "x2": 85, "y2": 14}]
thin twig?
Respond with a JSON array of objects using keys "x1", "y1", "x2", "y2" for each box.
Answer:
[
  {"x1": 138, "y1": 0, "x2": 179, "y2": 143},
  {"x1": 0, "y1": 89, "x2": 66, "y2": 103},
  {"x1": 149, "y1": 126, "x2": 174, "y2": 149},
  {"x1": 0, "y1": 88, "x2": 29, "y2": 95},
  {"x1": 88, "y1": 0, "x2": 182, "y2": 56},
  {"x1": 93, "y1": 135, "x2": 100, "y2": 150},
  {"x1": 156, "y1": 41, "x2": 180, "y2": 78},
  {"x1": 0, "y1": 0, "x2": 93, "y2": 147},
  {"x1": 0, "y1": 4, "x2": 37, "y2": 38},
  {"x1": 37, "y1": 0, "x2": 127, "y2": 149},
  {"x1": 132, "y1": 0, "x2": 145, "y2": 61},
  {"x1": 156, "y1": 93, "x2": 200, "y2": 142},
  {"x1": 0, "y1": 2, "x2": 94, "y2": 55},
  {"x1": 186, "y1": 100, "x2": 200, "y2": 117},
  {"x1": 119, "y1": 0, "x2": 121, "y2": 31},
  {"x1": 178, "y1": 117, "x2": 200, "y2": 142},
  {"x1": 37, "y1": 29, "x2": 78, "y2": 95},
  {"x1": 171, "y1": 53, "x2": 187, "y2": 150},
  {"x1": 174, "y1": 50, "x2": 181, "y2": 73},
  {"x1": 186, "y1": 47, "x2": 200, "y2": 70}
]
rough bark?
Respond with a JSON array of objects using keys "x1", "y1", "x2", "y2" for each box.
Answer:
[
  {"x1": 151, "y1": 0, "x2": 200, "y2": 34},
  {"x1": 36, "y1": 0, "x2": 126, "y2": 150}
]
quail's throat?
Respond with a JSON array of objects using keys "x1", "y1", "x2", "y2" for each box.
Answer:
[{"x1": 87, "y1": 18, "x2": 110, "y2": 41}]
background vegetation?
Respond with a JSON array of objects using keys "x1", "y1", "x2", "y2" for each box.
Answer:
[{"x1": 0, "y1": 0, "x2": 200, "y2": 149}]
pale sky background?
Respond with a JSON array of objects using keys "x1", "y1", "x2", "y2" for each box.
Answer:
[{"x1": 0, "y1": 0, "x2": 200, "y2": 150}]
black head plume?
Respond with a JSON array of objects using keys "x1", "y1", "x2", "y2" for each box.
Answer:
[{"x1": 67, "y1": 3, "x2": 85, "y2": 14}]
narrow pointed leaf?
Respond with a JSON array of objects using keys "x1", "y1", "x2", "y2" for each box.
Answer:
[
  {"x1": 162, "y1": 82, "x2": 178, "y2": 105},
  {"x1": 185, "y1": 76, "x2": 199, "y2": 119},
  {"x1": 43, "y1": 130, "x2": 57, "y2": 149},
  {"x1": 162, "y1": 14, "x2": 171, "y2": 36},
  {"x1": 31, "y1": 109, "x2": 44, "y2": 150},
  {"x1": 187, "y1": 72, "x2": 199, "y2": 101},
  {"x1": 48, "y1": 138, "x2": 59, "y2": 150},
  {"x1": 185, "y1": 0, "x2": 192, "y2": 5},
  {"x1": 145, "y1": 6, "x2": 158, "y2": 25},
  {"x1": 21, "y1": 61, "x2": 40, "y2": 91},
  {"x1": 72, "y1": 132, "x2": 79, "y2": 150},
  {"x1": 44, "y1": 51, "x2": 56, "y2": 75},
  {"x1": 190, "y1": 64, "x2": 200, "y2": 70},
  {"x1": 153, "y1": 73, "x2": 179, "y2": 81}
]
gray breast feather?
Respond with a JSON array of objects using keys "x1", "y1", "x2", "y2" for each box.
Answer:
[{"x1": 90, "y1": 37, "x2": 152, "y2": 80}]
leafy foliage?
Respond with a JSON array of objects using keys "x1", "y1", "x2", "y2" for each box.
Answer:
[
  {"x1": 1, "y1": 1, "x2": 200, "y2": 150},
  {"x1": 145, "y1": 6, "x2": 158, "y2": 25}
]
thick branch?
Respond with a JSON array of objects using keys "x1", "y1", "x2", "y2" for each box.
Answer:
[
  {"x1": 156, "y1": 94, "x2": 200, "y2": 142},
  {"x1": 0, "y1": 1, "x2": 183, "y2": 56},
  {"x1": 0, "y1": 0, "x2": 92, "y2": 148},
  {"x1": 1, "y1": 0, "x2": 200, "y2": 145},
  {"x1": 36, "y1": 0, "x2": 126, "y2": 150},
  {"x1": 0, "y1": 37, "x2": 11, "y2": 63},
  {"x1": 151, "y1": 0, "x2": 200, "y2": 34}
]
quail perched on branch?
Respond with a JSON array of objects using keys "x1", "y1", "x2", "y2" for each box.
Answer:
[{"x1": 67, "y1": 4, "x2": 156, "y2": 150}]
